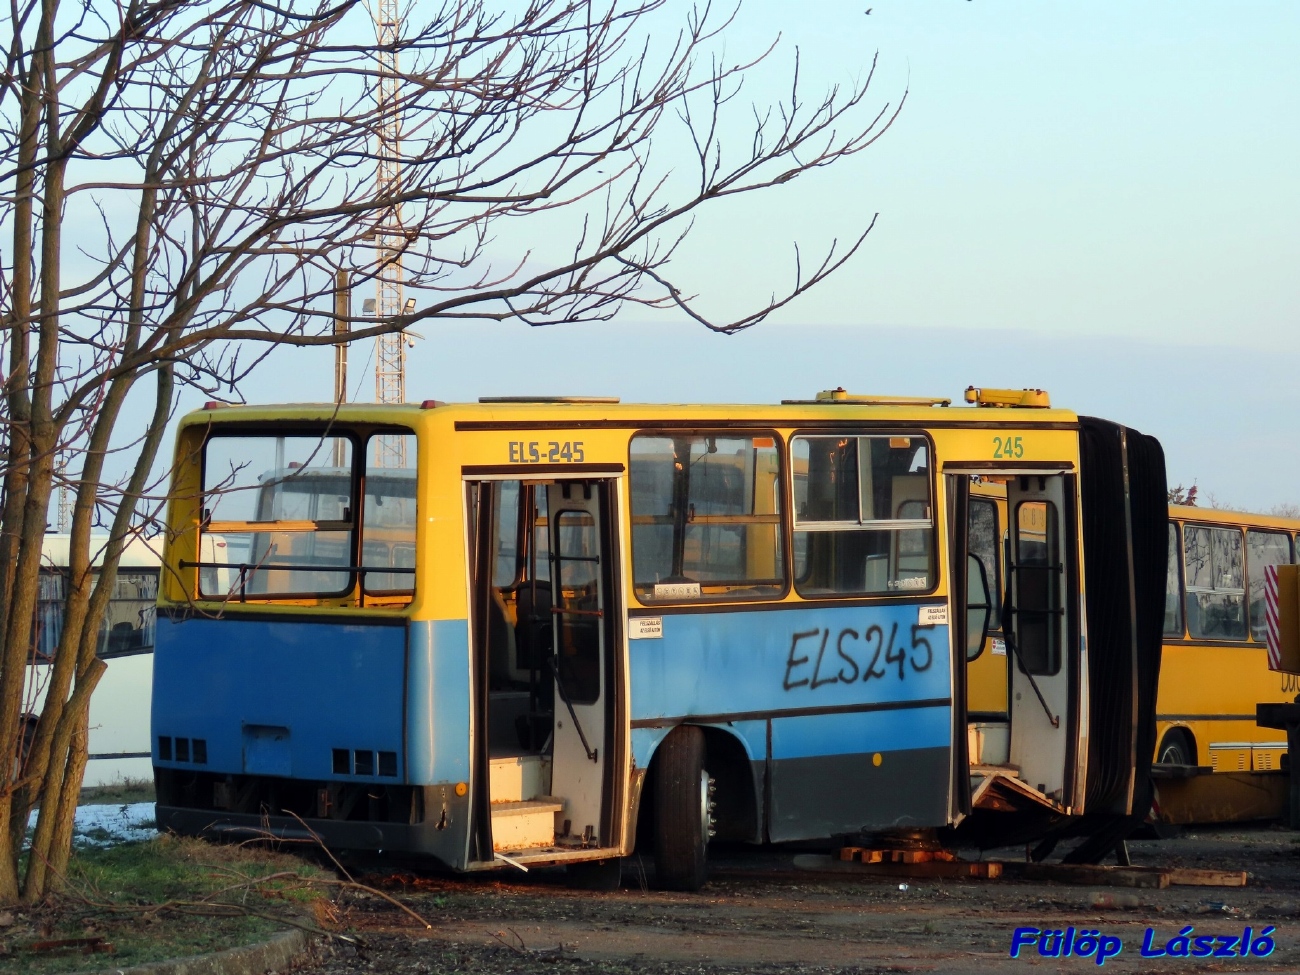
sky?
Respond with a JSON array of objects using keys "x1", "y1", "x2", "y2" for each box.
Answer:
[{"x1": 171, "y1": 0, "x2": 1299, "y2": 512}]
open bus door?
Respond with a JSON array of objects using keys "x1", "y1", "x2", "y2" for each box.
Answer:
[
  {"x1": 467, "y1": 476, "x2": 626, "y2": 870},
  {"x1": 1004, "y1": 472, "x2": 1084, "y2": 811},
  {"x1": 949, "y1": 468, "x2": 1085, "y2": 820},
  {"x1": 948, "y1": 416, "x2": 1167, "y2": 859}
]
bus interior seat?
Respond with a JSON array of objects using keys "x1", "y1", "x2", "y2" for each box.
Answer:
[
  {"x1": 107, "y1": 621, "x2": 139, "y2": 653},
  {"x1": 487, "y1": 588, "x2": 519, "y2": 691}
]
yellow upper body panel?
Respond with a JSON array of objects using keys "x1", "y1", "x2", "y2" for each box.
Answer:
[{"x1": 163, "y1": 398, "x2": 1084, "y2": 623}]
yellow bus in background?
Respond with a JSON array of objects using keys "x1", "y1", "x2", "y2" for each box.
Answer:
[{"x1": 1152, "y1": 505, "x2": 1300, "y2": 822}]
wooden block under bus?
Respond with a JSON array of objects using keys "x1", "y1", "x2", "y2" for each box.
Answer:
[{"x1": 1162, "y1": 868, "x2": 1248, "y2": 887}]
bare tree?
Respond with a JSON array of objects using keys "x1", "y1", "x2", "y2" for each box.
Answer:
[{"x1": 0, "y1": 0, "x2": 900, "y2": 903}]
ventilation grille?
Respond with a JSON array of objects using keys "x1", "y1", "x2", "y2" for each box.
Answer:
[
  {"x1": 332, "y1": 748, "x2": 398, "y2": 777},
  {"x1": 158, "y1": 736, "x2": 207, "y2": 764}
]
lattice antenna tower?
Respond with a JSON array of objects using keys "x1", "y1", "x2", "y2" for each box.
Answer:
[
  {"x1": 56, "y1": 454, "x2": 72, "y2": 532},
  {"x1": 373, "y1": 0, "x2": 407, "y2": 467}
]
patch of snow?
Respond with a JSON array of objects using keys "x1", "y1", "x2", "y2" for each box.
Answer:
[{"x1": 27, "y1": 801, "x2": 158, "y2": 847}]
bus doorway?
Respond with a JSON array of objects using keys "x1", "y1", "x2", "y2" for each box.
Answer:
[
  {"x1": 950, "y1": 469, "x2": 1084, "y2": 818},
  {"x1": 468, "y1": 477, "x2": 624, "y2": 866}
]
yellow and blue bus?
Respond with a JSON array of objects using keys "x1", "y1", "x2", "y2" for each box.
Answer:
[{"x1": 152, "y1": 388, "x2": 1167, "y2": 887}]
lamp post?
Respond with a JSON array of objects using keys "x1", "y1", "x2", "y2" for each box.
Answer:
[{"x1": 332, "y1": 268, "x2": 350, "y2": 468}]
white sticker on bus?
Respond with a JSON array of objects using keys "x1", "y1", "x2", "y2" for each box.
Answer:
[
  {"x1": 992, "y1": 638, "x2": 1007, "y2": 656},
  {"x1": 630, "y1": 617, "x2": 663, "y2": 640},
  {"x1": 919, "y1": 604, "x2": 948, "y2": 626},
  {"x1": 654, "y1": 582, "x2": 701, "y2": 600}
]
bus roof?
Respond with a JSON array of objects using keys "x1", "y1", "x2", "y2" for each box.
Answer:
[
  {"x1": 1169, "y1": 505, "x2": 1300, "y2": 531},
  {"x1": 41, "y1": 534, "x2": 162, "y2": 569},
  {"x1": 179, "y1": 393, "x2": 1082, "y2": 430}
]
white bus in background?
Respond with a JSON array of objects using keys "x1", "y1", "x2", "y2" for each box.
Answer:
[{"x1": 25, "y1": 535, "x2": 161, "y2": 788}]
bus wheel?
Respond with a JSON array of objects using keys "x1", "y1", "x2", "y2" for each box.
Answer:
[
  {"x1": 1157, "y1": 730, "x2": 1194, "y2": 766},
  {"x1": 653, "y1": 725, "x2": 713, "y2": 891}
]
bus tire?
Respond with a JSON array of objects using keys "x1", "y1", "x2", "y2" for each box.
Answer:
[
  {"x1": 653, "y1": 725, "x2": 711, "y2": 891},
  {"x1": 1157, "y1": 729, "x2": 1195, "y2": 766}
]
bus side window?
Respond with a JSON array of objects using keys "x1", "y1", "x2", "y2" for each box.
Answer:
[
  {"x1": 1164, "y1": 523, "x2": 1183, "y2": 638},
  {"x1": 100, "y1": 570, "x2": 158, "y2": 656},
  {"x1": 1183, "y1": 525, "x2": 1245, "y2": 641},
  {"x1": 1247, "y1": 528, "x2": 1292, "y2": 642},
  {"x1": 35, "y1": 570, "x2": 65, "y2": 663},
  {"x1": 791, "y1": 435, "x2": 933, "y2": 597},
  {"x1": 629, "y1": 434, "x2": 784, "y2": 601},
  {"x1": 361, "y1": 433, "x2": 416, "y2": 594}
]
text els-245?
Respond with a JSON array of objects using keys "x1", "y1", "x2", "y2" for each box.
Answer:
[{"x1": 507, "y1": 441, "x2": 585, "y2": 463}]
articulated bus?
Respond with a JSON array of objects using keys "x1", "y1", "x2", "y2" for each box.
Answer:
[
  {"x1": 152, "y1": 389, "x2": 1166, "y2": 888},
  {"x1": 25, "y1": 535, "x2": 160, "y2": 787},
  {"x1": 966, "y1": 500, "x2": 1300, "y2": 824}
]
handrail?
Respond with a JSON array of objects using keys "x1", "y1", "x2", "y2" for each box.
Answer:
[
  {"x1": 204, "y1": 520, "x2": 350, "y2": 533},
  {"x1": 180, "y1": 560, "x2": 414, "y2": 573},
  {"x1": 179, "y1": 559, "x2": 414, "y2": 602}
]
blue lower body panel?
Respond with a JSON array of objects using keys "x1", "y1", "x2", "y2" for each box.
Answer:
[
  {"x1": 630, "y1": 602, "x2": 954, "y2": 841},
  {"x1": 152, "y1": 614, "x2": 474, "y2": 868}
]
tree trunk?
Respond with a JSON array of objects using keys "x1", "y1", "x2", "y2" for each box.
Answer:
[{"x1": 23, "y1": 657, "x2": 103, "y2": 901}]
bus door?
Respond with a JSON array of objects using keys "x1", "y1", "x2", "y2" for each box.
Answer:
[
  {"x1": 468, "y1": 476, "x2": 622, "y2": 862},
  {"x1": 545, "y1": 479, "x2": 616, "y2": 846},
  {"x1": 1004, "y1": 473, "x2": 1081, "y2": 808}
]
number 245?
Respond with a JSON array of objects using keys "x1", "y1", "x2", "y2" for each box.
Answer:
[{"x1": 993, "y1": 435, "x2": 1024, "y2": 459}]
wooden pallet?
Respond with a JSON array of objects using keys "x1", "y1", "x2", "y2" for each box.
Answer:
[
  {"x1": 831, "y1": 848, "x2": 1000, "y2": 879},
  {"x1": 839, "y1": 846, "x2": 958, "y2": 865}
]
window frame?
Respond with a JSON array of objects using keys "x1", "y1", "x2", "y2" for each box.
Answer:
[
  {"x1": 197, "y1": 424, "x2": 417, "y2": 602},
  {"x1": 1246, "y1": 526, "x2": 1294, "y2": 643},
  {"x1": 1163, "y1": 520, "x2": 1185, "y2": 640},
  {"x1": 358, "y1": 434, "x2": 419, "y2": 597},
  {"x1": 627, "y1": 428, "x2": 789, "y2": 605},
  {"x1": 1181, "y1": 521, "x2": 1248, "y2": 644},
  {"x1": 787, "y1": 428, "x2": 939, "y2": 601},
  {"x1": 33, "y1": 566, "x2": 160, "y2": 662},
  {"x1": 1009, "y1": 498, "x2": 1062, "y2": 676},
  {"x1": 966, "y1": 494, "x2": 1003, "y2": 660}
]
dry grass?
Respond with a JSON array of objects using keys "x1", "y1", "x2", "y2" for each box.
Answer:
[{"x1": 0, "y1": 833, "x2": 427, "y2": 974}]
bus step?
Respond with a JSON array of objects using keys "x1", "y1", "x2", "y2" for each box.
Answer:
[
  {"x1": 491, "y1": 798, "x2": 564, "y2": 852},
  {"x1": 489, "y1": 753, "x2": 550, "y2": 803}
]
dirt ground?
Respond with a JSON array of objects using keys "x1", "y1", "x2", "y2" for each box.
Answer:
[{"x1": 291, "y1": 825, "x2": 1300, "y2": 975}]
